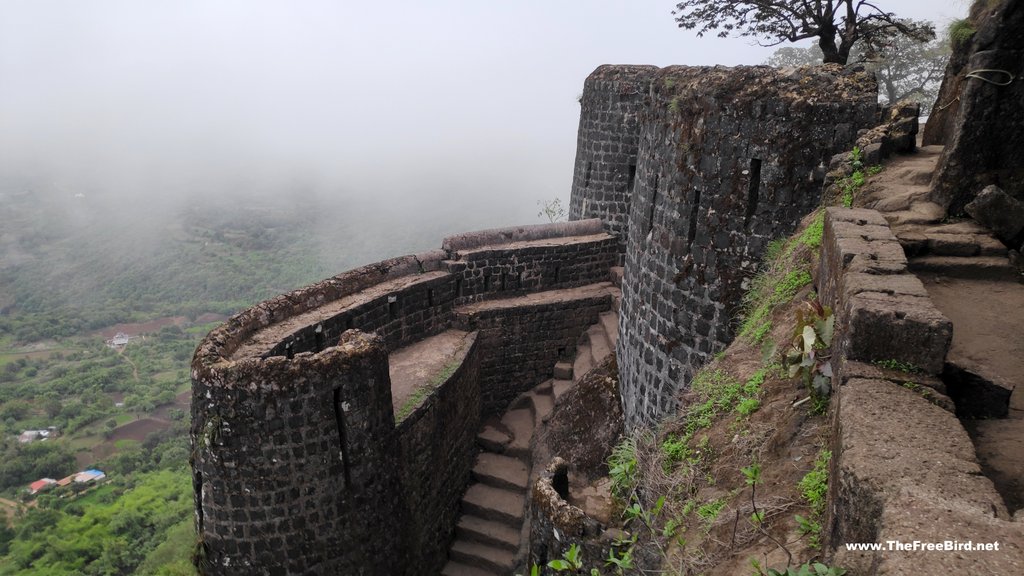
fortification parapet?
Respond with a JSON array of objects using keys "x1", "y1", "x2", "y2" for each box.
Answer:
[
  {"x1": 192, "y1": 219, "x2": 619, "y2": 574},
  {"x1": 191, "y1": 330, "x2": 406, "y2": 575},
  {"x1": 616, "y1": 64, "x2": 878, "y2": 428}
]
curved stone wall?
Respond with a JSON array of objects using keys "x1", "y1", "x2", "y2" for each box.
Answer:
[
  {"x1": 616, "y1": 64, "x2": 878, "y2": 428},
  {"x1": 190, "y1": 219, "x2": 618, "y2": 574},
  {"x1": 568, "y1": 65, "x2": 660, "y2": 257}
]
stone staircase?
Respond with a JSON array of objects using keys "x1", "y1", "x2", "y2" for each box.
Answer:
[
  {"x1": 441, "y1": 271, "x2": 621, "y2": 576},
  {"x1": 859, "y1": 144, "x2": 1024, "y2": 516},
  {"x1": 862, "y1": 145, "x2": 1019, "y2": 280}
]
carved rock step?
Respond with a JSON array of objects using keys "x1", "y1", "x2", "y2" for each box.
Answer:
[
  {"x1": 472, "y1": 453, "x2": 529, "y2": 492},
  {"x1": 586, "y1": 325, "x2": 611, "y2": 366},
  {"x1": 909, "y1": 256, "x2": 1021, "y2": 282},
  {"x1": 527, "y1": 383, "x2": 555, "y2": 428},
  {"x1": 476, "y1": 418, "x2": 511, "y2": 453},
  {"x1": 572, "y1": 342, "x2": 593, "y2": 383},
  {"x1": 553, "y1": 360, "x2": 573, "y2": 380},
  {"x1": 882, "y1": 201, "x2": 946, "y2": 226},
  {"x1": 609, "y1": 266, "x2": 624, "y2": 288},
  {"x1": 448, "y1": 539, "x2": 516, "y2": 574},
  {"x1": 456, "y1": 514, "x2": 520, "y2": 552},
  {"x1": 551, "y1": 379, "x2": 573, "y2": 403},
  {"x1": 599, "y1": 311, "x2": 618, "y2": 350},
  {"x1": 897, "y1": 231, "x2": 1007, "y2": 258},
  {"x1": 500, "y1": 408, "x2": 534, "y2": 460},
  {"x1": 461, "y1": 483, "x2": 525, "y2": 525},
  {"x1": 441, "y1": 560, "x2": 500, "y2": 576}
]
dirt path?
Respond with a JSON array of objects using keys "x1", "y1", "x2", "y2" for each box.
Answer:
[{"x1": 118, "y1": 348, "x2": 140, "y2": 382}]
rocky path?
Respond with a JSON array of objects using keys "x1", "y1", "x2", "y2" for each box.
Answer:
[
  {"x1": 862, "y1": 145, "x2": 1024, "y2": 515},
  {"x1": 441, "y1": 275, "x2": 621, "y2": 576}
]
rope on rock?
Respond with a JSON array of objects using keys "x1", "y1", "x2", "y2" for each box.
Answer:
[
  {"x1": 933, "y1": 68, "x2": 1016, "y2": 112},
  {"x1": 964, "y1": 68, "x2": 1016, "y2": 86}
]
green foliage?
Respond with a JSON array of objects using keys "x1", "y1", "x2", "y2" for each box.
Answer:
[
  {"x1": 696, "y1": 497, "x2": 726, "y2": 524},
  {"x1": 873, "y1": 359, "x2": 921, "y2": 373},
  {"x1": 795, "y1": 514, "x2": 823, "y2": 549},
  {"x1": 798, "y1": 212, "x2": 825, "y2": 250},
  {"x1": 799, "y1": 449, "x2": 832, "y2": 518},
  {"x1": 741, "y1": 462, "x2": 761, "y2": 486},
  {"x1": 739, "y1": 214, "x2": 819, "y2": 343},
  {"x1": 547, "y1": 543, "x2": 584, "y2": 571},
  {"x1": 758, "y1": 562, "x2": 847, "y2": 576},
  {"x1": 1, "y1": 468, "x2": 193, "y2": 575},
  {"x1": 608, "y1": 436, "x2": 638, "y2": 498},
  {"x1": 948, "y1": 19, "x2": 976, "y2": 48},
  {"x1": 781, "y1": 301, "x2": 835, "y2": 413}
]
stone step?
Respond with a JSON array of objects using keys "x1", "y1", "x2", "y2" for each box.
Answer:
[
  {"x1": 472, "y1": 453, "x2": 529, "y2": 491},
  {"x1": 553, "y1": 360, "x2": 573, "y2": 380},
  {"x1": 891, "y1": 163, "x2": 936, "y2": 185},
  {"x1": 551, "y1": 379, "x2": 573, "y2": 403},
  {"x1": 867, "y1": 186, "x2": 931, "y2": 213},
  {"x1": 476, "y1": 419, "x2": 511, "y2": 453},
  {"x1": 461, "y1": 483, "x2": 525, "y2": 525},
  {"x1": 573, "y1": 342, "x2": 593, "y2": 383},
  {"x1": 587, "y1": 324, "x2": 612, "y2": 365},
  {"x1": 449, "y1": 539, "x2": 516, "y2": 574},
  {"x1": 883, "y1": 201, "x2": 945, "y2": 226},
  {"x1": 530, "y1": 388, "x2": 555, "y2": 428},
  {"x1": 500, "y1": 408, "x2": 534, "y2": 459},
  {"x1": 599, "y1": 311, "x2": 618, "y2": 350},
  {"x1": 909, "y1": 256, "x2": 1021, "y2": 282},
  {"x1": 612, "y1": 294, "x2": 622, "y2": 313},
  {"x1": 441, "y1": 560, "x2": 500, "y2": 576},
  {"x1": 609, "y1": 266, "x2": 624, "y2": 288},
  {"x1": 898, "y1": 232, "x2": 1007, "y2": 258},
  {"x1": 456, "y1": 514, "x2": 520, "y2": 552}
]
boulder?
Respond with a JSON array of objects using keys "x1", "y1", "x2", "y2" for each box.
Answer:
[{"x1": 964, "y1": 185, "x2": 1024, "y2": 246}]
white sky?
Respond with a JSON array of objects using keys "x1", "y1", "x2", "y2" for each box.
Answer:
[{"x1": 0, "y1": 1, "x2": 968, "y2": 229}]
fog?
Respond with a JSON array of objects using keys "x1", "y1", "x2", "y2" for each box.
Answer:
[{"x1": 0, "y1": 0, "x2": 965, "y2": 262}]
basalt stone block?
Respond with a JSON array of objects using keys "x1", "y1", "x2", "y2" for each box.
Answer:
[
  {"x1": 842, "y1": 292, "x2": 952, "y2": 375},
  {"x1": 964, "y1": 185, "x2": 1024, "y2": 246}
]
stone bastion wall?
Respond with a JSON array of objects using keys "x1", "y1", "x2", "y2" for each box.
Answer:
[
  {"x1": 603, "y1": 64, "x2": 879, "y2": 428},
  {"x1": 190, "y1": 220, "x2": 618, "y2": 574}
]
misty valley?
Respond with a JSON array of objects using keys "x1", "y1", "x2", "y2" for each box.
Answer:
[{"x1": 0, "y1": 186, "x2": 504, "y2": 575}]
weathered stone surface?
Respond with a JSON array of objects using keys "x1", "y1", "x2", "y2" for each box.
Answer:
[
  {"x1": 192, "y1": 221, "x2": 619, "y2": 575},
  {"x1": 843, "y1": 292, "x2": 952, "y2": 375},
  {"x1": 569, "y1": 65, "x2": 660, "y2": 258},
  {"x1": 615, "y1": 65, "x2": 877, "y2": 428},
  {"x1": 965, "y1": 184, "x2": 1024, "y2": 245},
  {"x1": 930, "y1": 0, "x2": 1024, "y2": 214},
  {"x1": 831, "y1": 377, "x2": 1024, "y2": 575}
]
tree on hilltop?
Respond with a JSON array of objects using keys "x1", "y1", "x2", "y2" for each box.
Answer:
[
  {"x1": 764, "y1": 20, "x2": 950, "y2": 114},
  {"x1": 672, "y1": 0, "x2": 935, "y2": 64}
]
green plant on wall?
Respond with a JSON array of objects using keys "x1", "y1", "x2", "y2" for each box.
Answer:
[{"x1": 779, "y1": 300, "x2": 834, "y2": 413}]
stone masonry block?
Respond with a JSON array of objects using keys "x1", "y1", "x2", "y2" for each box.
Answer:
[{"x1": 842, "y1": 292, "x2": 952, "y2": 375}]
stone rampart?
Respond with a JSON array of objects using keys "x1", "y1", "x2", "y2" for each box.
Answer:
[
  {"x1": 616, "y1": 65, "x2": 878, "y2": 428},
  {"x1": 569, "y1": 65, "x2": 660, "y2": 257},
  {"x1": 191, "y1": 331, "x2": 407, "y2": 575},
  {"x1": 455, "y1": 284, "x2": 615, "y2": 412},
  {"x1": 395, "y1": 333, "x2": 482, "y2": 574},
  {"x1": 191, "y1": 220, "x2": 618, "y2": 574}
]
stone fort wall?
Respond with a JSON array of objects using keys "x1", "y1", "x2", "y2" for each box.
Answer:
[
  {"x1": 190, "y1": 220, "x2": 617, "y2": 575},
  {"x1": 193, "y1": 62, "x2": 889, "y2": 572},
  {"x1": 569, "y1": 65, "x2": 659, "y2": 258},
  {"x1": 577, "y1": 64, "x2": 879, "y2": 428}
]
